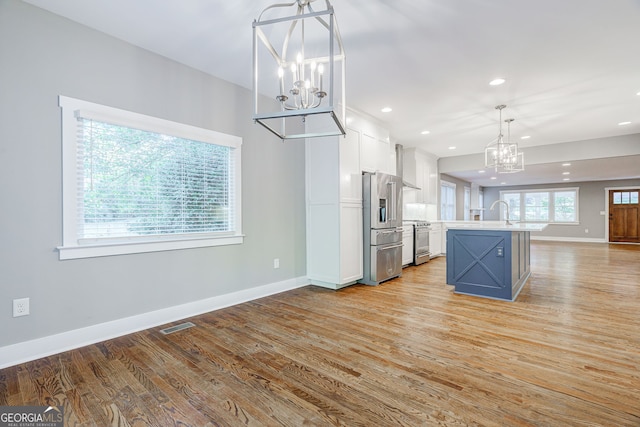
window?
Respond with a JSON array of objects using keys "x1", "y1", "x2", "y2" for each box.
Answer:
[
  {"x1": 502, "y1": 192, "x2": 521, "y2": 221},
  {"x1": 525, "y1": 192, "x2": 549, "y2": 221},
  {"x1": 464, "y1": 186, "x2": 470, "y2": 220},
  {"x1": 441, "y1": 181, "x2": 456, "y2": 220},
  {"x1": 58, "y1": 96, "x2": 243, "y2": 259},
  {"x1": 500, "y1": 188, "x2": 578, "y2": 224},
  {"x1": 554, "y1": 191, "x2": 577, "y2": 222},
  {"x1": 612, "y1": 190, "x2": 639, "y2": 204}
]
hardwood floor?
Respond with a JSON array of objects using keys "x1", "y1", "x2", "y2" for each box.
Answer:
[{"x1": 1, "y1": 241, "x2": 639, "y2": 426}]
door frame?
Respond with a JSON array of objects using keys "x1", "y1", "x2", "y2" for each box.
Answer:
[{"x1": 604, "y1": 185, "x2": 639, "y2": 243}]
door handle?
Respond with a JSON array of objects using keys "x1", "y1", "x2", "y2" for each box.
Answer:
[{"x1": 379, "y1": 243, "x2": 403, "y2": 251}]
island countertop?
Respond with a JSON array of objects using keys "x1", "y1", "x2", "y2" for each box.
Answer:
[{"x1": 442, "y1": 221, "x2": 548, "y2": 232}]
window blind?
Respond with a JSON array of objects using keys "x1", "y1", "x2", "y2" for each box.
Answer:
[{"x1": 76, "y1": 117, "x2": 235, "y2": 241}]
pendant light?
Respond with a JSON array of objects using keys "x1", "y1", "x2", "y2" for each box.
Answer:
[
  {"x1": 484, "y1": 105, "x2": 525, "y2": 173},
  {"x1": 252, "y1": 0, "x2": 346, "y2": 140}
]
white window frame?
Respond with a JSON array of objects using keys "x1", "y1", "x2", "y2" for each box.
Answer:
[
  {"x1": 499, "y1": 187, "x2": 579, "y2": 224},
  {"x1": 441, "y1": 180, "x2": 456, "y2": 220},
  {"x1": 463, "y1": 186, "x2": 470, "y2": 221},
  {"x1": 58, "y1": 96, "x2": 243, "y2": 260}
]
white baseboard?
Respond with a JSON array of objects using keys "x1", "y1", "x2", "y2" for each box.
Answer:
[
  {"x1": 0, "y1": 276, "x2": 309, "y2": 369},
  {"x1": 531, "y1": 236, "x2": 606, "y2": 243}
]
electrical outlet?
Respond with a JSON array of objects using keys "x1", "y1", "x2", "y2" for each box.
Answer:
[
  {"x1": 585, "y1": 228, "x2": 589, "y2": 234},
  {"x1": 273, "y1": 258, "x2": 280, "y2": 269},
  {"x1": 13, "y1": 298, "x2": 30, "y2": 317}
]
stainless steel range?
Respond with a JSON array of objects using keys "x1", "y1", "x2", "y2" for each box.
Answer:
[{"x1": 413, "y1": 221, "x2": 431, "y2": 265}]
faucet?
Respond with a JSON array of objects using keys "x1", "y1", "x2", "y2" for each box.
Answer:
[{"x1": 490, "y1": 200, "x2": 512, "y2": 225}]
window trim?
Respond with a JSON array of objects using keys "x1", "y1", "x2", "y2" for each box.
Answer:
[
  {"x1": 500, "y1": 187, "x2": 579, "y2": 224},
  {"x1": 463, "y1": 186, "x2": 470, "y2": 221},
  {"x1": 58, "y1": 96, "x2": 243, "y2": 260},
  {"x1": 441, "y1": 180, "x2": 457, "y2": 221}
]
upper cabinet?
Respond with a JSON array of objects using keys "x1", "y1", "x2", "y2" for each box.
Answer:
[
  {"x1": 403, "y1": 148, "x2": 439, "y2": 205},
  {"x1": 361, "y1": 133, "x2": 395, "y2": 174},
  {"x1": 349, "y1": 110, "x2": 395, "y2": 175},
  {"x1": 340, "y1": 127, "x2": 362, "y2": 203}
]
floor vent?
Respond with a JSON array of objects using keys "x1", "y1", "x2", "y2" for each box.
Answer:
[{"x1": 159, "y1": 322, "x2": 196, "y2": 335}]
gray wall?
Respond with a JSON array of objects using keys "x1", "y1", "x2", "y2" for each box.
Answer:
[
  {"x1": 0, "y1": 1, "x2": 306, "y2": 346},
  {"x1": 483, "y1": 179, "x2": 640, "y2": 240}
]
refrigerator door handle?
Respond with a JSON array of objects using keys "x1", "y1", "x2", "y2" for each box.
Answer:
[
  {"x1": 379, "y1": 243, "x2": 404, "y2": 251},
  {"x1": 388, "y1": 181, "x2": 397, "y2": 221}
]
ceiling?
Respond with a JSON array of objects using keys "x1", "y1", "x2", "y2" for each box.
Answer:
[{"x1": 22, "y1": 0, "x2": 640, "y2": 187}]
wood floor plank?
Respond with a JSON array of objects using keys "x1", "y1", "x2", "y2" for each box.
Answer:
[{"x1": 1, "y1": 241, "x2": 639, "y2": 425}]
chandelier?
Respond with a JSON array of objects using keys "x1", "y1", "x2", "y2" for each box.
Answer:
[
  {"x1": 252, "y1": 0, "x2": 346, "y2": 140},
  {"x1": 484, "y1": 105, "x2": 525, "y2": 173}
]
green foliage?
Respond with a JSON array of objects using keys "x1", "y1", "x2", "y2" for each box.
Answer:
[{"x1": 80, "y1": 119, "x2": 232, "y2": 238}]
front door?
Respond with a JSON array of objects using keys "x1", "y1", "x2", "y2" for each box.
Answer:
[{"x1": 609, "y1": 189, "x2": 640, "y2": 243}]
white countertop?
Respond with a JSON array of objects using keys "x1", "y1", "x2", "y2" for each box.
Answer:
[{"x1": 442, "y1": 221, "x2": 548, "y2": 232}]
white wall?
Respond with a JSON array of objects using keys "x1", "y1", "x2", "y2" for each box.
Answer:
[{"x1": 0, "y1": 0, "x2": 307, "y2": 357}]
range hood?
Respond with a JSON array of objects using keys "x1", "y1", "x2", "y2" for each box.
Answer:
[{"x1": 395, "y1": 144, "x2": 421, "y2": 190}]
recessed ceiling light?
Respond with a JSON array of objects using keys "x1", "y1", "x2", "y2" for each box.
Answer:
[
  {"x1": 618, "y1": 121, "x2": 631, "y2": 126},
  {"x1": 381, "y1": 107, "x2": 392, "y2": 113},
  {"x1": 421, "y1": 130, "x2": 430, "y2": 135},
  {"x1": 562, "y1": 163, "x2": 571, "y2": 166},
  {"x1": 562, "y1": 172, "x2": 570, "y2": 175},
  {"x1": 490, "y1": 176, "x2": 497, "y2": 180},
  {"x1": 520, "y1": 135, "x2": 531, "y2": 140},
  {"x1": 489, "y1": 78, "x2": 506, "y2": 86},
  {"x1": 478, "y1": 170, "x2": 485, "y2": 174},
  {"x1": 637, "y1": 91, "x2": 640, "y2": 96},
  {"x1": 563, "y1": 178, "x2": 571, "y2": 181},
  {"x1": 500, "y1": 182, "x2": 507, "y2": 185},
  {"x1": 448, "y1": 146, "x2": 456, "y2": 150}
]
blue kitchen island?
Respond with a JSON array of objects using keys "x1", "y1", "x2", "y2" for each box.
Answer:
[{"x1": 446, "y1": 222, "x2": 547, "y2": 301}]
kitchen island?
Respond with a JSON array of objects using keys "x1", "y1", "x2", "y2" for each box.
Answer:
[{"x1": 446, "y1": 222, "x2": 547, "y2": 301}]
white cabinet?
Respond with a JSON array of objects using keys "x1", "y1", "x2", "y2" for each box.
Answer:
[
  {"x1": 425, "y1": 153, "x2": 438, "y2": 205},
  {"x1": 429, "y1": 222, "x2": 442, "y2": 257},
  {"x1": 340, "y1": 128, "x2": 363, "y2": 203},
  {"x1": 360, "y1": 133, "x2": 377, "y2": 173},
  {"x1": 415, "y1": 159, "x2": 426, "y2": 202},
  {"x1": 351, "y1": 109, "x2": 394, "y2": 175},
  {"x1": 402, "y1": 225, "x2": 414, "y2": 266},
  {"x1": 441, "y1": 224, "x2": 447, "y2": 255},
  {"x1": 361, "y1": 133, "x2": 394, "y2": 175},
  {"x1": 403, "y1": 148, "x2": 439, "y2": 206},
  {"x1": 306, "y1": 128, "x2": 363, "y2": 289},
  {"x1": 306, "y1": 110, "x2": 396, "y2": 289},
  {"x1": 339, "y1": 204, "x2": 364, "y2": 282}
]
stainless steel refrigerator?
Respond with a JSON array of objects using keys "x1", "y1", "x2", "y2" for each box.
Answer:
[{"x1": 360, "y1": 172, "x2": 403, "y2": 285}]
